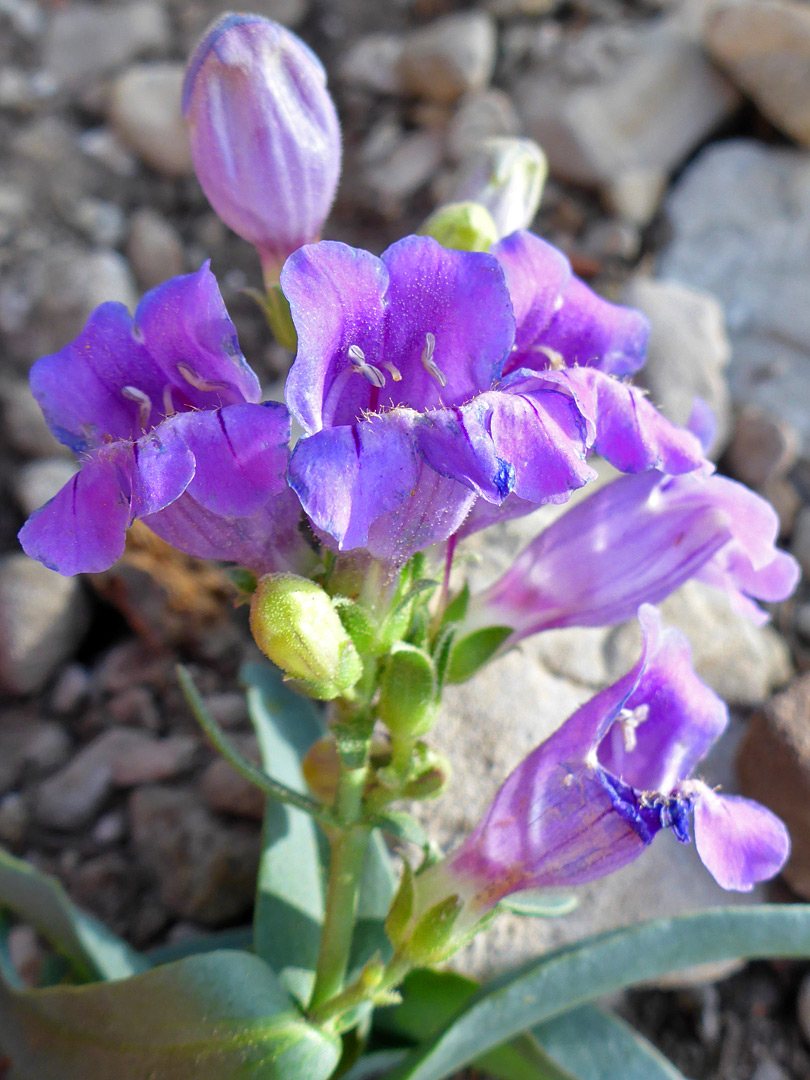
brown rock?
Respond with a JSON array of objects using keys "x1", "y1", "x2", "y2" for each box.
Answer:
[
  {"x1": 399, "y1": 13, "x2": 497, "y2": 104},
  {"x1": 738, "y1": 674, "x2": 810, "y2": 898},
  {"x1": 726, "y1": 407, "x2": 800, "y2": 488},
  {"x1": 706, "y1": 0, "x2": 810, "y2": 149},
  {"x1": 199, "y1": 735, "x2": 265, "y2": 820}
]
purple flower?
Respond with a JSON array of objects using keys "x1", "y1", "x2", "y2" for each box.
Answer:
[
  {"x1": 411, "y1": 606, "x2": 789, "y2": 929},
  {"x1": 463, "y1": 466, "x2": 799, "y2": 649},
  {"x1": 182, "y1": 15, "x2": 341, "y2": 282},
  {"x1": 282, "y1": 235, "x2": 702, "y2": 564},
  {"x1": 18, "y1": 266, "x2": 303, "y2": 577}
]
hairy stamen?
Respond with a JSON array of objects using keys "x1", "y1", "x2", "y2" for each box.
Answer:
[
  {"x1": 163, "y1": 385, "x2": 176, "y2": 418},
  {"x1": 617, "y1": 703, "x2": 650, "y2": 753},
  {"x1": 347, "y1": 344, "x2": 386, "y2": 388},
  {"x1": 121, "y1": 385, "x2": 152, "y2": 430},
  {"x1": 177, "y1": 363, "x2": 229, "y2": 393},
  {"x1": 420, "y1": 332, "x2": 446, "y2": 387},
  {"x1": 380, "y1": 360, "x2": 402, "y2": 382}
]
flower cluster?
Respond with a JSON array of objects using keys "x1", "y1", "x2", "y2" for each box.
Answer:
[{"x1": 17, "y1": 12, "x2": 800, "y2": 948}]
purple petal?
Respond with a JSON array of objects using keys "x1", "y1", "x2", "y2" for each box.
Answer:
[
  {"x1": 18, "y1": 453, "x2": 132, "y2": 575},
  {"x1": 379, "y1": 236, "x2": 515, "y2": 412},
  {"x1": 597, "y1": 607, "x2": 728, "y2": 792},
  {"x1": 687, "y1": 396, "x2": 717, "y2": 454},
  {"x1": 143, "y1": 486, "x2": 313, "y2": 576},
  {"x1": 288, "y1": 411, "x2": 419, "y2": 549},
  {"x1": 693, "y1": 783, "x2": 790, "y2": 891},
  {"x1": 129, "y1": 423, "x2": 196, "y2": 517},
  {"x1": 491, "y1": 230, "x2": 571, "y2": 358},
  {"x1": 282, "y1": 241, "x2": 388, "y2": 433},
  {"x1": 415, "y1": 404, "x2": 516, "y2": 503},
  {"x1": 134, "y1": 263, "x2": 260, "y2": 408},
  {"x1": 172, "y1": 401, "x2": 290, "y2": 518},
  {"x1": 456, "y1": 492, "x2": 539, "y2": 539}
]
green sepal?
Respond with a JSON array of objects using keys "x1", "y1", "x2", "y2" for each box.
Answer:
[
  {"x1": 440, "y1": 582, "x2": 470, "y2": 627},
  {"x1": 379, "y1": 643, "x2": 438, "y2": 740},
  {"x1": 418, "y1": 201, "x2": 498, "y2": 252},
  {"x1": 333, "y1": 598, "x2": 378, "y2": 656},
  {"x1": 403, "y1": 895, "x2": 463, "y2": 965},
  {"x1": 385, "y1": 862, "x2": 415, "y2": 948},
  {"x1": 445, "y1": 626, "x2": 512, "y2": 684}
]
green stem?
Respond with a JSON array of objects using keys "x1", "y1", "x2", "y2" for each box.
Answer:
[
  {"x1": 309, "y1": 763, "x2": 371, "y2": 1013},
  {"x1": 309, "y1": 955, "x2": 413, "y2": 1029}
]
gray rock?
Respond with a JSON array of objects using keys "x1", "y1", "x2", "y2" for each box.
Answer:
[
  {"x1": 14, "y1": 458, "x2": 78, "y2": 517},
  {"x1": 399, "y1": 12, "x2": 497, "y2": 105},
  {"x1": 487, "y1": 0, "x2": 559, "y2": 14},
  {"x1": 109, "y1": 63, "x2": 193, "y2": 178},
  {"x1": 659, "y1": 139, "x2": 810, "y2": 457},
  {"x1": 706, "y1": 0, "x2": 810, "y2": 149},
  {"x1": 623, "y1": 277, "x2": 732, "y2": 455},
  {"x1": 514, "y1": 16, "x2": 740, "y2": 187},
  {"x1": 71, "y1": 199, "x2": 126, "y2": 248},
  {"x1": 199, "y1": 735, "x2": 265, "y2": 820},
  {"x1": 364, "y1": 130, "x2": 444, "y2": 211},
  {"x1": 127, "y1": 208, "x2": 185, "y2": 290},
  {"x1": 110, "y1": 733, "x2": 199, "y2": 787},
  {"x1": 34, "y1": 729, "x2": 147, "y2": 830},
  {"x1": 791, "y1": 506, "x2": 810, "y2": 579},
  {"x1": 726, "y1": 408, "x2": 800, "y2": 488},
  {"x1": 43, "y1": 1, "x2": 170, "y2": 89},
  {"x1": 424, "y1": 645, "x2": 762, "y2": 982},
  {"x1": 129, "y1": 785, "x2": 260, "y2": 925},
  {"x1": 49, "y1": 664, "x2": 91, "y2": 716},
  {"x1": 604, "y1": 168, "x2": 667, "y2": 227},
  {"x1": 0, "y1": 555, "x2": 90, "y2": 696},
  {"x1": 0, "y1": 713, "x2": 71, "y2": 794},
  {"x1": 176, "y1": 0, "x2": 309, "y2": 51},
  {"x1": 339, "y1": 34, "x2": 404, "y2": 96},
  {"x1": 606, "y1": 580, "x2": 793, "y2": 707},
  {"x1": 0, "y1": 381, "x2": 69, "y2": 459},
  {"x1": 447, "y1": 90, "x2": 522, "y2": 163}
]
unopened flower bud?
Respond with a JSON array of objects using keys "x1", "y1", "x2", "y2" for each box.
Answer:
[
  {"x1": 418, "y1": 201, "x2": 498, "y2": 252},
  {"x1": 447, "y1": 137, "x2": 547, "y2": 239},
  {"x1": 182, "y1": 14, "x2": 342, "y2": 283},
  {"x1": 250, "y1": 573, "x2": 361, "y2": 700}
]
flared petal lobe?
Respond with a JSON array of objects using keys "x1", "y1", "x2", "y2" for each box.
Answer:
[{"x1": 693, "y1": 784, "x2": 790, "y2": 892}]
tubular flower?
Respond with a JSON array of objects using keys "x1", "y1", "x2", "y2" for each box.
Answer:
[
  {"x1": 182, "y1": 14, "x2": 341, "y2": 281},
  {"x1": 409, "y1": 606, "x2": 789, "y2": 937},
  {"x1": 18, "y1": 265, "x2": 304, "y2": 577},
  {"x1": 282, "y1": 235, "x2": 702, "y2": 564},
  {"x1": 461, "y1": 466, "x2": 800, "y2": 649}
]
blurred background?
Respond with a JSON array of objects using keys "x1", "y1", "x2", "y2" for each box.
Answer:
[{"x1": 2, "y1": 1, "x2": 810, "y2": 1076}]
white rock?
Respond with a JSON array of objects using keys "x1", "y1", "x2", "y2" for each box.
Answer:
[
  {"x1": 0, "y1": 380, "x2": 70, "y2": 459},
  {"x1": 399, "y1": 12, "x2": 497, "y2": 105},
  {"x1": 44, "y1": 1, "x2": 170, "y2": 89},
  {"x1": 127, "y1": 208, "x2": 185, "y2": 290},
  {"x1": 447, "y1": 89, "x2": 522, "y2": 162},
  {"x1": 14, "y1": 458, "x2": 78, "y2": 517},
  {"x1": 659, "y1": 139, "x2": 810, "y2": 458},
  {"x1": 514, "y1": 16, "x2": 740, "y2": 187},
  {"x1": 623, "y1": 277, "x2": 732, "y2": 455},
  {"x1": 339, "y1": 34, "x2": 404, "y2": 95},
  {"x1": 0, "y1": 555, "x2": 89, "y2": 696},
  {"x1": 109, "y1": 63, "x2": 193, "y2": 178},
  {"x1": 604, "y1": 167, "x2": 667, "y2": 226},
  {"x1": 364, "y1": 130, "x2": 444, "y2": 209}
]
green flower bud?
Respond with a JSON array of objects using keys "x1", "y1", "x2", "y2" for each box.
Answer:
[
  {"x1": 378, "y1": 643, "x2": 438, "y2": 739},
  {"x1": 418, "y1": 200, "x2": 498, "y2": 252},
  {"x1": 250, "y1": 573, "x2": 362, "y2": 700},
  {"x1": 447, "y1": 137, "x2": 548, "y2": 239}
]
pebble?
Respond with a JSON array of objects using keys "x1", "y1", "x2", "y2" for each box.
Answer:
[
  {"x1": 761, "y1": 477, "x2": 801, "y2": 539},
  {"x1": 70, "y1": 198, "x2": 126, "y2": 248},
  {"x1": 399, "y1": 12, "x2": 497, "y2": 105},
  {"x1": 339, "y1": 34, "x2": 404, "y2": 95},
  {"x1": 43, "y1": 1, "x2": 170, "y2": 90},
  {"x1": 659, "y1": 139, "x2": 810, "y2": 458},
  {"x1": 127, "y1": 208, "x2": 185, "y2": 290},
  {"x1": 706, "y1": 0, "x2": 810, "y2": 149},
  {"x1": 110, "y1": 733, "x2": 199, "y2": 786},
  {"x1": 13, "y1": 458, "x2": 78, "y2": 517},
  {"x1": 738, "y1": 673, "x2": 810, "y2": 899},
  {"x1": 49, "y1": 664, "x2": 91, "y2": 716},
  {"x1": 582, "y1": 218, "x2": 641, "y2": 262},
  {"x1": 623, "y1": 277, "x2": 732, "y2": 456},
  {"x1": 129, "y1": 785, "x2": 260, "y2": 925},
  {"x1": 109, "y1": 63, "x2": 193, "y2": 178},
  {"x1": 0, "y1": 713, "x2": 71, "y2": 794},
  {"x1": 487, "y1": 0, "x2": 559, "y2": 14},
  {"x1": 0, "y1": 794, "x2": 27, "y2": 847},
  {"x1": 447, "y1": 89, "x2": 522, "y2": 162},
  {"x1": 514, "y1": 17, "x2": 740, "y2": 187},
  {"x1": 604, "y1": 167, "x2": 667, "y2": 226},
  {"x1": 364, "y1": 130, "x2": 444, "y2": 210},
  {"x1": 791, "y1": 506, "x2": 810, "y2": 579},
  {"x1": 726, "y1": 408, "x2": 800, "y2": 489},
  {"x1": 203, "y1": 691, "x2": 249, "y2": 730},
  {"x1": 798, "y1": 970, "x2": 810, "y2": 1046},
  {"x1": 0, "y1": 381, "x2": 69, "y2": 458},
  {"x1": 0, "y1": 555, "x2": 90, "y2": 696},
  {"x1": 78, "y1": 128, "x2": 138, "y2": 178},
  {"x1": 92, "y1": 809, "x2": 127, "y2": 846},
  {"x1": 34, "y1": 729, "x2": 148, "y2": 831},
  {"x1": 199, "y1": 736, "x2": 265, "y2": 820}
]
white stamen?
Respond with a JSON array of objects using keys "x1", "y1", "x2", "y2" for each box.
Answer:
[
  {"x1": 347, "y1": 344, "x2": 386, "y2": 388},
  {"x1": 617, "y1": 703, "x2": 649, "y2": 753},
  {"x1": 121, "y1": 385, "x2": 152, "y2": 430},
  {"x1": 381, "y1": 360, "x2": 402, "y2": 382},
  {"x1": 420, "y1": 332, "x2": 446, "y2": 387},
  {"x1": 177, "y1": 363, "x2": 229, "y2": 393},
  {"x1": 535, "y1": 345, "x2": 565, "y2": 370},
  {"x1": 163, "y1": 385, "x2": 176, "y2": 418}
]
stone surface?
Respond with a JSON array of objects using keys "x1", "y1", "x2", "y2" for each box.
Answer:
[
  {"x1": 364, "y1": 130, "x2": 444, "y2": 210},
  {"x1": 127, "y1": 208, "x2": 185, "y2": 290},
  {"x1": 339, "y1": 34, "x2": 404, "y2": 95},
  {"x1": 737, "y1": 674, "x2": 810, "y2": 899},
  {"x1": 109, "y1": 64, "x2": 193, "y2": 177},
  {"x1": 109, "y1": 733, "x2": 199, "y2": 786},
  {"x1": 34, "y1": 729, "x2": 148, "y2": 830},
  {"x1": 199, "y1": 736, "x2": 265, "y2": 820},
  {"x1": 424, "y1": 644, "x2": 762, "y2": 982},
  {"x1": 623, "y1": 277, "x2": 732, "y2": 455},
  {"x1": 726, "y1": 408, "x2": 800, "y2": 489},
  {"x1": 0, "y1": 381, "x2": 69, "y2": 458},
  {"x1": 791, "y1": 506, "x2": 810, "y2": 579},
  {"x1": 604, "y1": 168, "x2": 667, "y2": 227},
  {"x1": 514, "y1": 17, "x2": 740, "y2": 187},
  {"x1": 0, "y1": 714, "x2": 71, "y2": 795},
  {"x1": 0, "y1": 555, "x2": 90, "y2": 696},
  {"x1": 399, "y1": 12, "x2": 497, "y2": 104},
  {"x1": 659, "y1": 139, "x2": 810, "y2": 458},
  {"x1": 129, "y1": 785, "x2": 260, "y2": 925},
  {"x1": 447, "y1": 89, "x2": 522, "y2": 162},
  {"x1": 43, "y1": 1, "x2": 170, "y2": 89},
  {"x1": 13, "y1": 458, "x2": 78, "y2": 517},
  {"x1": 706, "y1": 0, "x2": 810, "y2": 149}
]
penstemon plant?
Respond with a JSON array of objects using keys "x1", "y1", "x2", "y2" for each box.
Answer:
[{"x1": 2, "y1": 12, "x2": 808, "y2": 1080}]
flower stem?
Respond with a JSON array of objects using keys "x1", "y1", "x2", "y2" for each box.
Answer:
[{"x1": 309, "y1": 761, "x2": 371, "y2": 1012}]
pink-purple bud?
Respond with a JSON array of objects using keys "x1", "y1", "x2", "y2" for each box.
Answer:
[{"x1": 182, "y1": 14, "x2": 342, "y2": 281}]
